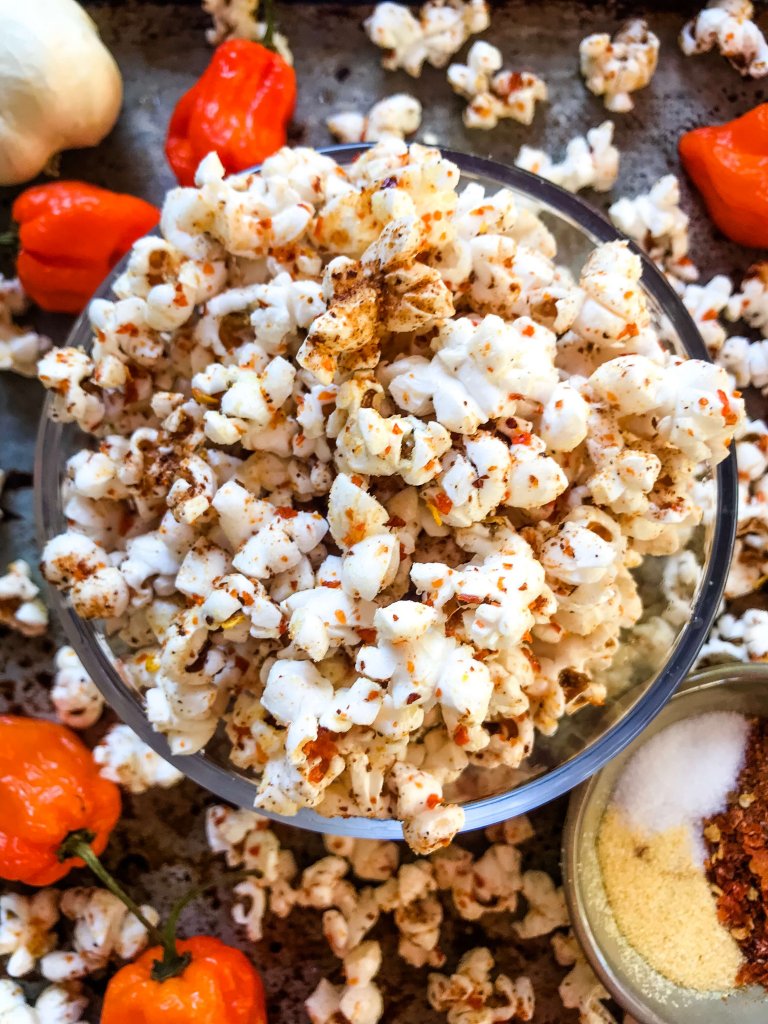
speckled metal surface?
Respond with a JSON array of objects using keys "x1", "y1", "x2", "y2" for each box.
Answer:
[{"x1": 1, "y1": 2, "x2": 767, "y2": 1020}]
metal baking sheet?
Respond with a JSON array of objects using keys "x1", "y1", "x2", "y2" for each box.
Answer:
[{"x1": 1, "y1": 2, "x2": 767, "y2": 1019}]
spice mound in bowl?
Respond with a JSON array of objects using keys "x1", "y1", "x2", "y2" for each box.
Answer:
[{"x1": 564, "y1": 663, "x2": 768, "y2": 1024}]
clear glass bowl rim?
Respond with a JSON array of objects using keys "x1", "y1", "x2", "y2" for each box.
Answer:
[{"x1": 35, "y1": 144, "x2": 738, "y2": 839}]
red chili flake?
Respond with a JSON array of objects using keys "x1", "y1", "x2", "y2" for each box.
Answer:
[
  {"x1": 426, "y1": 793, "x2": 440, "y2": 810},
  {"x1": 432, "y1": 491, "x2": 453, "y2": 515},
  {"x1": 717, "y1": 388, "x2": 739, "y2": 427},
  {"x1": 357, "y1": 628, "x2": 377, "y2": 645},
  {"x1": 406, "y1": 693, "x2": 420, "y2": 705},
  {"x1": 454, "y1": 725, "x2": 470, "y2": 747},
  {"x1": 321, "y1": 579, "x2": 342, "y2": 588},
  {"x1": 276, "y1": 506, "x2": 299, "y2": 519},
  {"x1": 616, "y1": 322, "x2": 639, "y2": 340},
  {"x1": 521, "y1": 324, "x2": 535, "y2": 337},
  {"x1": 386, "y1": 515, "x2": 406, "y2": 529},
  {"x1": 510, "y1": 430, "x2": 532, "y2": 446}
]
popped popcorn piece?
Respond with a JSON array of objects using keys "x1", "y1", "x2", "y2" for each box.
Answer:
[
  {"x1": 699, "y1": 608, "x2": 768, "y2": 663},
  {"x1": 38, "y1": 348, "x2": 104, "y2": 433},
  {"x1": 726, "y1": 418, "x2": 768, "y2": 597},
  {"x1": 579, "y1": 19, "x2": 660, "y2": 113},
  {"x1": 92, "y1": 724, "x2": 183, "y2": 793},
  {"x1": 433, "y1": 842, "x2": 524, "y2": 920},
  {"x1": 0, "y1": 892, "x2": 59, "y2": 977},
  {"x1": 327, "y1": 95, "x2": 422, "y2": 143},
  {"x1": 0, "y1": 275, "x2": 51, "y2": 377},
  {"x1": 364, "y1": 0, "x2": 490, "y2": 77},
  {"x1": 448, "y1": 42, "x2": 548, "y2": 129},
  {"x1": 661, "y1": 549, "x2": 702, "y2": 628},
  {"x1": 40, "y1": 888, "x2": 159, "y2": 982},
  {"x1": 202, "y1": 0, "x2": 293, "y2": 60},
  {"x1": 375, "y1": 859, "x2": 445, "y2": 967},
  {"x1": 680, "y1": 0, "x2": 768, "y2": 77},
  {"x1": 676, "y1": 275, "x2": 733, "y2": 353},
  {"x1": 428, "y1": 947, "x2": 535, "y2": 1023},
  {"x1": 390, "y1": 762, "x2": 465, "y2": 854},
  {"x1": 718, "y1": 334, "x2": 768, "y2": 391},
  {"x1": 552, "y1": 930, "x2": 617, "y2": 1024},
  {"x1": 515, "y1": 121, "x2": 619, "y2": 194},
  {"x1": 0, "y1": 980, "x2": 89, "y2": 1024},
  {"x1": 306, "y1": 941, "x2": 384, "y2": 1024},
  {"x1": 726, "y1": 263, "x2": 768, "y2": 332},
  {"x1": 512, "y1": 870, "x2": 568, "y2": 939},
  {"x1": 609, "y1": 176, "x2": 696, "y2": 280},
  {"x1": 0, "y1": 560, "x2": 48, "y2": 637},
  {"x1": 51, "y1": 646, "x2": 105, "y2": 729},
  {"x1": 41, "y1": 534, "x2": 129, "y2": 620}
]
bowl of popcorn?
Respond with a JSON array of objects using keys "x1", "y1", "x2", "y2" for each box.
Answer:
[{"x1": 35, "y1": 140, "x2": 742, "y2": 854}]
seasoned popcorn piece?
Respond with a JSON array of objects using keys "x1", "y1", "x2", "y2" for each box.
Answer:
[
  {"x1": 38, "y1": 348, "x2": 105, "y2": 432},
  {"x1": 516, "y1": 121, "x2": 619, "y2": 194},
  {"x1": 433, "y1": 843, "x2": 524, "y2": 920},
  {"x1": 202, "y1": 0, "x2": 293, "y2": 60},
  {"x1": 448, "y1": 41, "x2": 548, "y2": 129},
  {"x1": 51, "y1": 646, "x2": 104, "y2": 729},
  {"x1": 327, "y1": 94, "x2": 422, "y2": 143},
  {"x1": 374, "y1": 859, "x2": 445, "y2": 967},
  {"x1": 513, "y1": 870, "x2": 568, "y2": 938},
  {"x1": 0, "y1": 560, "x2": 48, "y2": 637},
  {"x1": 364, "y1": 0, "x2": 489, "y2": 77},
  {"x1": 306, "y1": 941, "x2": 384, "y2": 1024},
  {"x1": 390, "y1": 762, "x2": 465, "y2": 854},
  {"x1": 0, "y1": 892, "x2": 59, "y2": 977},
  {"x1": 609, "y1": 176, "x2": 696, "y2": 281},
  {"x1": 552, "y1": 930, "x2": 618, "y2": 1024},
  {"x1": 718, "y1": 335, "x2": 768, "y2": 392},
  {"x1": 566, "y1": 241, "x2": 650, "y2": 353},
  {"x1": 428, "y1": 947, "x2": 535, "y2": 1023},
  {"x1": 580, "y1": 19, "x2": 659, "y2": 113},
  {"x1": 484, "y1": 814, "x2": 535, "y2": 846},
  {"x1": 681, "y1": 0, "x2": 768, "y2": 77},
  {"x1": 722, "y1": 418, "x2": 768, "y2": 597},
  {"x1": 0, "y1": 979, "x2": 89, "y2": 1024},
  {"x1": 675, "y1": 275, "x2": 733, "y2": 353},
  {"x1": 299, "y1": 216, "x2": 453, "y2": 384},
  {"x1": 40, "y1": 888, "x2": 159, "y2": 982},
  {"x1": 0, "y1": 275, "x2": 51, "y2": 377},
  {"x1": 93, "y1": 724, "x2": 182, "y2": 793},
  {"x1": 699, "y1": 608, "x2": 768, "y2": 664},
  {"x1": 726, "y1": 263, "x2": 768, "y2": 332}
]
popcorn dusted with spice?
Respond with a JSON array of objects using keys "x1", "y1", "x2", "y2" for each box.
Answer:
[
  {"x1": 727, "y1": 263, "x2": 768, "y2": 333},
  {"x1": 40, "y1": 888, "x2": 159, "y2": 982},
  {"x1": 51, "y1": 646, "x2": 105, "y2": 729},
  {"x1": 680, "y1": 0, "x2": 768, "y2": 78},
  {"x1": 579, "y1": 19, "x2": 660, "y2": 113},
  {"x1": 0, "y1": 560, "x2": 48, "y2": 637},
  {"x1": 37, "y1": 139, "x2": 745, "y2": 852},
  {"x1": 202, "y1": 0, "x2": 293, "y2": 60},
  {"x1": 428, "y1": 947, "x2": 535, "y2": 1023},
  {"x1": 516, "y1": 121, "x2": 619, "y2": 194},
  {"x1": 609, "y1": 176, "x2": 696, "y2": 281},
  {"x1": 364, "y1": 0, "x2": 489, "y2": 77},
  {"x1": 448, "y1": 42, "x2": 548, "y2": 129},
  {"x1": 676, "y1": 275, "x2": 733, "y2": 353},
  {"x1": 0, "y1": 891, "x2": 59, "y2": 977},
  {"x1": 327, "y1": 95, "x2": 422, "y2": 143},
  {"x1": 726, "y1": 418, "x2": 768, "y2": 597},
  {"x1": 552, "y1": 930, "x2": 617, "y2": 1024},
  {"x1": 306, "y1": 941, "x2": 384, "y2": 1024},
  {"x1": 699, "y1": 608, "x2": 768, "y2": 664},
  {"x1": 718, "y1": 335, "x2": 768, "y2": 392},
  {"x1": 0, "y1": 980, "x2": 89, "y2": 1024},
  {"x1": 93, "y1": 724, "x2": 183, "y2": 793},
  {"x1": 0, "y1": 275, "x2": 50, "y2": 377}
]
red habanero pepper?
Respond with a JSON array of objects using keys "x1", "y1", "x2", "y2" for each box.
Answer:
[
  {"x1": 0, "y1": 716, "x2": 121, "y2": 886},
  {"x1": 102, "y1": 936, "x2": 267, "y2": 1024},
  {"x1": 11, "y1": 182, "x2": 159, "y2": 314},
  {"x1": 165, "y1": 39, "x2": 296, "y2": 187},
  {"x1": 679, "y1": 103, "x2": 768, "y2": 248}
]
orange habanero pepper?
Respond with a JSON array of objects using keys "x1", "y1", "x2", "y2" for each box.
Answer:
[
  {"x1": 102, "y1": 936, "x2": 267, "y2": 1024},
  {"x1": 679, "y1": 103, "x2": 768, "y2": 248},
  {"x1": 0, "y1": 716, "x2": 121, "y2": 886},
  {"x1": 12, "y1": 182, "x2": 159, "y2": 314},
  {"x1": 165, "y1": 38, "x2": 296, "y2": 187}
]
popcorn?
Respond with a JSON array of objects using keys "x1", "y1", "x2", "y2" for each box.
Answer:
[
  {"x1": 51, "y1": 646, "x2": 105, "y2": 729},
  {"x1": 512, "y1": 870, "x2": 568, "y2": 939},
  {"x1": 364, "y1": 0, "x2": 490, "y2": 77},
  {"x1": 726, "y1": 262, "x2": 768, "y2": 332},
  {"x1": 40, "y1": 888, "x2": 158, "y2": 982},
  {"x1": 718, "y1": 335, "x2": 768, "y2": 391},
  {"x1": 0, "y1": 980, "x2": 89, "y2": 1024},
  {"x1": 202, "y1": 0, "x2": 293, "y2": 61},
  {"x1": 448, "y1": 42, "x2": 548, "y2": 129},
  {"x1": 516, "y1": 121, "x2": 619, "y2": 194},
  {"x1": 680, "y1": 0, "x2": 768, "y2": 77},
  {"x1": 37, "y1": 140, "x2": 742, "y2": 852},
  {"x1": 609, "y1": 176, "x2": 695, "y2": 280},
  {"x1": 428, "y1": 947, "x2": 535, "y2": 1023},
  {"x1": 0, "y1": 560, "x2": 48, "y2": 637},
  {"x1": 0, "y1": 275, "x2": 51, "y2": 377},
  {"x1": 676, "y1": 275, "x2": 733, "y2": 352},
  {"x1": 552, "y1": 930, "x2": 616, "y2": 1024},
  {"x1": 306, "y1": 941, "x2": 384, "y2": 1024},
  {"x1": 699, "y1": 608, "x2": 768, "y2": 664},
  {"x1": 0, "y1": 892, "x2": 59, "y2": 977},
  {"x1": 579, "y1": 19, "x2": 660, "y2": 113},
  {"x1": 93, "y1": 724, "x2": 183, "y2": 793},
  {"x1": 433, "y1": 842, "x2": 524, "y2": 920},
  {"x1": 327, "y1": 95, "x2": 422, "y2": 143}
]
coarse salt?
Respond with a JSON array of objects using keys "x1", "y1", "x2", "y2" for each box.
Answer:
[{"x1": 613, "y1": 711, "x2": 750, "y2": 862}]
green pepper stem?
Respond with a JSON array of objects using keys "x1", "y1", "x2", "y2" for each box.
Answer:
[
  {"x1": 262, "y1": 0, "x2": 276, "y2": 51},
  {"x1": 0, "y1": 224, "x2": 18, "y2": 249}
]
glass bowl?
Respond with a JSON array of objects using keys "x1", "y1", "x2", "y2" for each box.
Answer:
[
  {"x1": 562, "y1": 663, "x2": 768, "y2": 1024},
  {"x1": 36, "y1": 145, "x2": 738, "y2": 839}
]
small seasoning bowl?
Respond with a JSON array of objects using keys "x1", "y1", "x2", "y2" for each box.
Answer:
[{"x1": 562, "y1": 662, "x2": 768, "y2": 1024}]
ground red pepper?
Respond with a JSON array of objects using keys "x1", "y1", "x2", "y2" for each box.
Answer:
[
  {"x1": 165, "y1": 39, "x2": 296, "y2": 187},
  {"x1": 702, "y1": 717, "x2": 768, "y2": 988}
]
